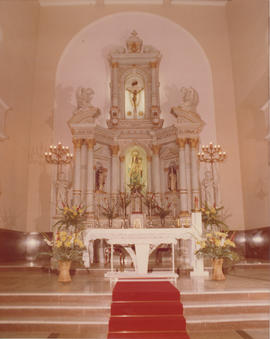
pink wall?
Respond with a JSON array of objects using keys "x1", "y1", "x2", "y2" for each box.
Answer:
[
  {"x1": 227, "y1": 0, "x2": 269, "y2": 228},
  {"x1": 0, "y1": 1, "x2": 39, "y2": 231}
]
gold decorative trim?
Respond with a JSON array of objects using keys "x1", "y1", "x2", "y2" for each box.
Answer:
[
  {"x1": 152, "y1": 144, "x2": 161, "y2": 155},
  {"x1": 189, "y1": 138, "x2": 199, "y2": 148},
  {"x1": 72, "y1": 139, "x2": 82, "y2": 148},
  {"x1": 179, "y1": 210, "x2": 190, "y2": 217},
  {"x1": 110, "y1": 145, "x2": 120, "y2": 155},
  {"x1": 86, "y1": 139, "x2": 96, "y2": 150},
  {"x1": 149, "y1": 61, "x2": 157, "y2": 68},
  {"x1": 177, "y1": 138, "x2": 187, "y2": 148}
]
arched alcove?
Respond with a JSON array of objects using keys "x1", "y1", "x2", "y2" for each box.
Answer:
[{"x1": 54, "y1": 12, "x2": 216, "y2": 148}]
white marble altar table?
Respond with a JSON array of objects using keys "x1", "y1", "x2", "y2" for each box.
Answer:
[{"x1": 83, "y1": 213, "x2": 208, "y2": 279}]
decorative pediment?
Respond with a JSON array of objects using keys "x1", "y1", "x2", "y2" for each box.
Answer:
[{"x1": 110, "y1": 31, "x2": 160, "y2": 58}]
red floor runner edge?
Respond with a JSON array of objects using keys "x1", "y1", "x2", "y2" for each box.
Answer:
[{"x1": 107, "y1": 281, "x2": 190, "y2": 339}]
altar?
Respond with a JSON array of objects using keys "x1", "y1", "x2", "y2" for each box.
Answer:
[{"x1": 83, "y1": 213, "x2": 209, "y2": 281}]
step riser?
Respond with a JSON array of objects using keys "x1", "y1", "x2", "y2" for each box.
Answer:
[
  {"x1": 0, "y1": 295, "x2": 112, "y2": 306},
  {"x1": 0, "y1": 324, "x2": 108, "y2": 338},
  {"x1": 0, "y1": 308, "x2": 111, "y2": 318},
  {"x1": 187, "y1": 319, "x2": 269, "y2": 330},
  {"x1": 183, "y1": 305, "x2": 270, "y2": 316},
  {"x1": 181, "y1": 292, "x2": 270, "y2": 302},
  {"x1": 0, "y1": 320, "x2": 268, "y2": 334}
]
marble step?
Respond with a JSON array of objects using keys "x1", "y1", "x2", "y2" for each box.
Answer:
[
  {"x1": 183, "y1": 300, "x2": 270, "y2": 316},
  {"x1": 0, "y1": 322, "x2": 108, "y2": 339},
  {"x1": 0, "y1": 292, "x2": 112, "y2": 306},
  {"x1": 0, "y1": 305, "x2": 111, "y2": 319},
  {"x1": 181, "y1": 290, "x2": 270, "y2": 302},
  {"x1": 186, "y1": 312, "x2": 270, "y2": 330}
]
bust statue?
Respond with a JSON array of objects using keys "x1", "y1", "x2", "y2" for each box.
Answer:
[
  {"x1": 76, "y1": 87, "x2": 94, "y2": 111},
  {"x1": 178, "y1": 87, "x2": 199, "y2": 113}
]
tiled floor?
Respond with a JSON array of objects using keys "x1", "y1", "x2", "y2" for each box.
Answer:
[{"x1": 0, "y1": 263, "x2": 269, "y2": 339}]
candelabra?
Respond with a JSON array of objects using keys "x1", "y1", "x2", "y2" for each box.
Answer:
[
  {"x1": 44, "y1": 142, "x2": 73, "y2": 180},
  {"x1": 198, "y1": 142, "x2": 226, "y2": 206}
]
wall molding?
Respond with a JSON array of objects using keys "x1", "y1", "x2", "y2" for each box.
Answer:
[
  {"x1": 39, "y1": 0, "x2": 96, "y2": 6},
  {"x1": 171, "y1": 0, "x2": 228, "y2": 6}
]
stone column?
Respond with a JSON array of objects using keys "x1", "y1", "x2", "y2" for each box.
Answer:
[
  {"x1": 177, "y1": 138, "x2": 188, "y2": 215},
  {"x1": 147, "y1": 155, "x2": 152, "y2": 192},
  {"x1": 152, "y1": 145, "x2": 161, "y2": 194},
  {"x1": 72, "y1": 139, "x2": 82, "y2": 205},
  {"x1": 185, "y1": 140, "x2": 192, "y2": 211},
  {"x1": 110, "y1": 145, "x2": 120, "y2": 194},
  {"x1": 86, "y1": 139, "x2": 95, "y2": 215},
  {"x1": 80, "y1": 140, "x2": 88, "y2": 204},
  {"x1": 190, "y1": 138, "x2": 200, "y2": 210},
  {"x1": 150, "y1": 62, "x2": 157, "y2": 106},
  {"x1": 112, "y1": 62, "x2": 118, "y2": 108},
  {"x1": 120, "y1": 155, "x2": 125, "y2": 192}
]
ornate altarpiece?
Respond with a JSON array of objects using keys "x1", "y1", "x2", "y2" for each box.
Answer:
[{"x1": 66, "y1": 31, "x2": 205, "y2": 231}]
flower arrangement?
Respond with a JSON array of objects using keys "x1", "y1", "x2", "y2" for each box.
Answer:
[
  {"x1": 54, "y1": 203, "x2": 87, "y2": 231},
  {"x1": 41, "y1": 203, "x2": 87, "y2": 264},
  {"x1": 201, "y1": 203, "x2": 228, "y2": 231},
  {"x1": 195, "y1": 231, "x2": 239, "y2": 262},
  {"x1": 43, "y1": 230, "x2": 85, "y2": 262}
]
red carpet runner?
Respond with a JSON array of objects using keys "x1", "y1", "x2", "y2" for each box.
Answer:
[{"x1": 107, "y1": 281, "x2": 190, "y2": 339}]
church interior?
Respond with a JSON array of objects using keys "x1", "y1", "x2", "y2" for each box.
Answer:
[{"x1": 0, "y1": 0, "x2": 269, "y2": 338}]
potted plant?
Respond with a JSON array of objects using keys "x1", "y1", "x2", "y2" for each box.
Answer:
[
  {"x1": 195, "y1": 231, "x2": 239, "y2": 280},
  {"x1": 42, "y1": 203, "x2": 87, "y2": 282}
]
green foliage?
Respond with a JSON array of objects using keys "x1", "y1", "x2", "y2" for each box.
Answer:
[{"x1": 201, "y1": 202, "x2": 228, "y2": 231}]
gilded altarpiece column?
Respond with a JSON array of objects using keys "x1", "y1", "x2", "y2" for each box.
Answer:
[
  {"x1": 147, "y1": 156, "x2": 152, "y2": 192},
  {"x1": 86, "y1": 139, "x2": 95, "y2": 215},
  {"x1": 120, "y1": 156, "x2": 125, "y2": 192},
  {"x1": 110, "y1": 145, "x2": 120, "y2": 195},
  {"x1": 177, "y1": 138, "x2": 188, "y2": 215},
  {"x1": 190, "y1": 138, "x2": 200, "y2": 210},
  {"x1": 73, "y1": 139, "x2": 82, "y2": 205},
  {"x1": 80, "y1": 141, "x2": 88, "y2": 204},
  {"x1": 185, "y1": 140, "x2": 192, "y2": 211},
  {"x1": 111, "y1": 62, "x2": 119, "y2": 111},
  {"x1": 152, "y1": 145, "x2": 161, "y2": 195}
]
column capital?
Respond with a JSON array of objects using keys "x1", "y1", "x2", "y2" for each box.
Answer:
[
  {"x1": 112, "y1": 62, "x2": 118, "y2": 68},
  {"x1": 189, "y1": 138, "x2": 199, "y2": 148},
  {"x1": 149, "y1": 61, "x2": 158, "y2": 68},
  {"x1": 110, "y1": 145, "x2": 120, "y2": 155},
  {"x1": 152, "y1": 144, "x2": 161, "y2": 155},
  {"x1": 72, "y1": 139, "x2": 83, "y2": 149},
  {"x1": 147, "y1": 155, "x2": 152, "y2": 162},
  {"x1": 177, "y1": 138, "x2": 187, "y2": 148},
  {"x1": 119, "y1": 155, "x2": 125, "y2": 162},
  {"x1": 86, "y1": 139, "x2": 96, "y2": 150}
]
